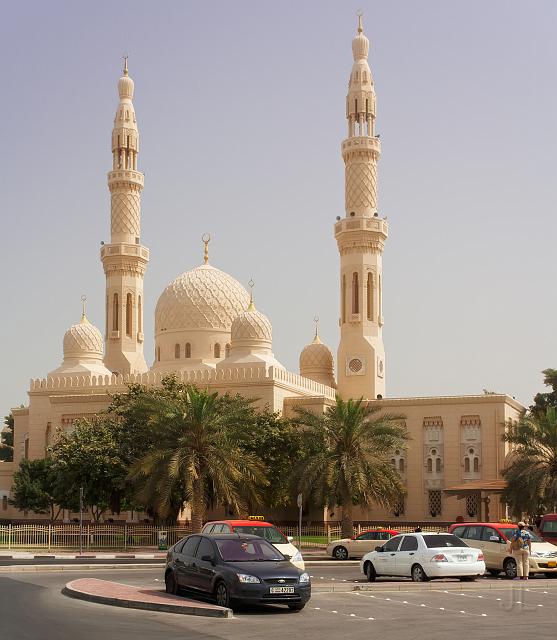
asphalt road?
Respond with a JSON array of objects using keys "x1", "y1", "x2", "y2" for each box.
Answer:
[{"x1": 2, "y1": 566, "x2": 556, "y2": 640}]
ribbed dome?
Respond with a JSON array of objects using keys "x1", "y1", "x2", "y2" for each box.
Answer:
[
  {"x1": 300, "y1": 337, "x2": 334, "y2": 371},
  {"x1": 155, "y1": 264, "x2": 251, "y2": 333},
  {"x1": 352, "y1": 17, "x2": 369, "y2": 60},
  {"x1": 231, "y1": 304, "x2": 272, "y2": 345},
  {"x1": 118, "y1": 62, "x2": 134, "y2": 99},
  {"x1": 63, "y1": 315, "x2": 104, "y2": 360}
]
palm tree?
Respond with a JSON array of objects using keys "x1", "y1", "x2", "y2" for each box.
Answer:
[
  {"x1": 129, "y1": 386, "x2": 267, "y2": 532},
  {"x1": 503, "y1": 407, "x2": 557, "y2": 515},
  {"x1": 292, "y1": 397, "x2": 408, "y2": 539}
]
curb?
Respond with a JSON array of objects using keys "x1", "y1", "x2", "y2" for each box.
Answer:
[
  {"x1": 62, "y1": 579, "x2": 232, "y2": 618},
  {"x1": 0, "y1": 564, "x2": 165, "y2": 573}
]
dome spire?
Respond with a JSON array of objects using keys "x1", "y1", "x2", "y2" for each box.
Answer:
[
  {"x1": 202, "y1": 233, "x2": 211, "y2": 264},
  {"x1": 247, "y1": 279, "x2": 256, "y2": 311},
  {"x1": 80, "y1": 294, "x2": 89, "y2": 324},
  {"x1": 123, "y1": 53, "x2": 129, "y2": 76},
  {"x1": 357, "y1": 10, "x2": 363, "y2": 34},
  {"x1": 313, "y1": 315, "x2": 322, "y2": 344}
]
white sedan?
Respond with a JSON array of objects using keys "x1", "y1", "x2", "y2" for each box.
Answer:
[{"x1": 360, "y1": 532, "x2": 485, "y2": 582}]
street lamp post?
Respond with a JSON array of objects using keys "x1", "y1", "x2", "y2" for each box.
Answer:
[{"x1": 79, "y1": 486, "x2": 84, "y2": 555}]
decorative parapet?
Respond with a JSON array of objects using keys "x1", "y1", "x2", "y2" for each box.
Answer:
[{"x1": 30, "y1": 365, "x2": 336, "y2": 400}]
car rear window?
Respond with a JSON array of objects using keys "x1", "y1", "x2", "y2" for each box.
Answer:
[
  {"x1": 423, "y1": 534, "x2": 468, "y2": 549},
  {"x1": 232, "y1": 525, "x2": 287, "y2": 544},
  {"x1": 542, "y1": 521, "x2": 557, "y2": 533},
  {"x1": 216, "y1": 538, "x2": 285, "y2": 562}
]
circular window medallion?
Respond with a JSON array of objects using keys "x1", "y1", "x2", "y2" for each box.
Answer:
[{"x1": 348, "y1": 358, "x2": 363, "y2": 373}]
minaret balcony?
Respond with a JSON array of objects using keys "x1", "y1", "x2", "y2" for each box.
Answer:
[
  {"x1": 342, "y1": 135, "x2": 381, "y2": 155},
  {"x1": 335, "y1": 217, "x2": 388, "y2": 236},
  {"x1": 101, "y1": 243, "x2": 150, "y2": 260},
  {"x1": 107, "y1": 169, "x2": 144, "y2": 187}
]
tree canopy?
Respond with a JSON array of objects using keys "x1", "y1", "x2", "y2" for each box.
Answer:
[{"x1": 0, "y1": 414, "x2": 14, "y2": 462}]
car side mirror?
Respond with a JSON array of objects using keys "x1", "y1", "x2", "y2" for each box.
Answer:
[
  {"x1": 287, "y1": 536, "x2": 294, "y2": 542},
  {"x1": 283, "y1": 554, "x2": 292, "y2": 560},
  {"x1": 375, "y1": 546, "x2": 384, "y2": 552},
  {"x1": 201, "y1": 554, "x2": 215, "y2": 565}
]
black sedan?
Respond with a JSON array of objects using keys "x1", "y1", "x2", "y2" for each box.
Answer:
[{"x1": 165, "y1": 533, "x2": 311, "y2": 610}]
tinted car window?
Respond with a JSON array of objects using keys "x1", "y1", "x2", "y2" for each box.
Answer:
[
  {"x1": 211, "y1": 524, "x2": 225, "y2": 533},
  {"x1": 174, "y1": 538, "x2": 188, "y2": 553},
  {"x1": 378, "y1": 531, "x2": 393, "y2": 540},
  {"x1": 181, "y1": 536, "x2": 201, "y2": 556},
  {"x1": 383, "y1": 536, "x2": 402, "y2": 552},
  {"x1": 482, "y1": 527, "x2": 500, "y2": 542},
  {"x1": 196, "y1": 537, "x2": 215, "y2": 559},
  {"x1": 542, "y1": 521, "x2": 557, "y2": 533},
  {"x1": 400, "y1": 536, "x2": 418, "y2": 551},
  {"x1": 357, "y1": 532, "x2": 377, "y2": 540},
  {"x1": 423, "y1": 534, "x2": 468, "y2": 549},
  {"x1": 499, "y1": 527, "x2": 541, "y2": 542},
  {"x1": 232, "y1": 526, "x2": 287, "y2": 544},
  {"x1": 216, "y1": 538, "x2": 284, "y2": 562},
  {"x1": 463, "y1": 526, "x2": 483, "y2": 540},
  {"x1": 451, "y1": 526, "x2": 466, "y2": 538}
]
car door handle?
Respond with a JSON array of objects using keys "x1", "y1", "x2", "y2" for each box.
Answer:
[
  {"x1": 409, "y1": 553, "x2": 414, "y2": 556},
  {"x1": 390, "y1": 553, "x2": 396, "y2": 556}
]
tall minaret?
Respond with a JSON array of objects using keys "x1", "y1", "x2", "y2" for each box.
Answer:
[
  {"x1": 101, "y1": 58, "x2": 149, "y2": 374},
  {"x1": 335, "y1": 16, "x2": 388, "y2": 400}
]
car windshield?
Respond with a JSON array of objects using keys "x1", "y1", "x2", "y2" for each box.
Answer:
[
  {"x1": 499, "y1": 527, "x2": 542, "y2": 542},
  {"x1": 216, "y1": 538, "x2": 285, "y2": 562},
  {"x1": 423, "y1": 534, "x2": 468, "y2": 549},
  {"x1": 543, "y1": 521, "x2": 557, "y2": 533},
  {"x1": 233, "y1": 525, "x2": 287, "y2": 544}
]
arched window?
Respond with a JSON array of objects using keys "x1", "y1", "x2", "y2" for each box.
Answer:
[
  {"x1": 156, "y1": 346, "x2": 160, "y2": 362},
  {"x1": 427, "y1": 458, "x2": 433, "y2": 473},
  {"x1": 185, "y1": 343, "x2": 191, "y2": 358},
  {"x1": 342, "y1": 275, "x2": 346, "y2": 323},
  {"x1": 391, "y1": 458, "x2": 396, "y2": 467},
  {"x1": 126, "y1": 293, "x2": 132, "y2": 336},
  {"x1": 352, "y1": 272, "x2": 359, "y2": 314},
  {"x1": 137, "y1": 295, "x2": 142, "y2": 334},
  {"x1": 473, "y1": 457, "x2": 479, "y2": 472},
  {"x1": 112, "y1": 293, "x2": 119, "y2": 331},
  {"x1": 464, "y1": 457, "x2": 470, "y2": 473},
  {"x1": 214, "y1": 343, "x2": 221, "y2": 358},
  {"x1": 225, "y1": 343, "x2": 231, "y2": 357},
  {"x1": 105, "y1": 295, "x2": 108, "y2": 337},
  {"x1": 399, "y1": 458, "x2": 405, "y2": 473},
  {"x1": 367, "y1": 272, "x2": 373, "y2": 321},
  {"x1": 175, "y1": 343, "x2": 180, "y2": 359},
  {"x1": 435, "y1": 458, "x2": 441, "y2": 473}
]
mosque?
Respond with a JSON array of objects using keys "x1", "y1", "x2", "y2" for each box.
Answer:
[{"x1": 0, "y1": 19, "x2": 524, "y2": 524}]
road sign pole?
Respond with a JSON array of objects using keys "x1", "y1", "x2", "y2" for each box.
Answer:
[{"x1": 79, "y1": 486, "x2": 84, "y2": 556}]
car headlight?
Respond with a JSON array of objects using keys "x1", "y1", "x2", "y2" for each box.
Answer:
[
  {"x1": 299, "y1": 572, "x2": 310, "y2": 583},
  {"x1": 237, "y1": 574, "x2": 261, "y2": 583},
  {"x1": 292, "y1": 551, "x2": 303, "y2": 563}
]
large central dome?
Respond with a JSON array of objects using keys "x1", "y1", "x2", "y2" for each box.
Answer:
[{"x1": 155, "y1": 264, "x2": 250, "y2": 332}]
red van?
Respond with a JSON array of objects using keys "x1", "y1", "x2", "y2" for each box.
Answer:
[{"x1": 539, "y1": 514, "x2": 557, "y2": 545}]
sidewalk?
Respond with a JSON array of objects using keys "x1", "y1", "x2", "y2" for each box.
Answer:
[
  {"x1": 0, "y1": 551, "x2": 167, "y2": 559},
  {"x1": 63, "y1": 578, "x2": 232, "y2": 618}
]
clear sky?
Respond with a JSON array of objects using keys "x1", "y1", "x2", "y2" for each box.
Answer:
[{"x1": 1, "y1": 0, "x2": 556, "y2": 419}]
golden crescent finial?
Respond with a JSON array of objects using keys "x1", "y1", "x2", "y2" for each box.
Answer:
[
  {"x1": 80, "y1": 295, "x2": 87, "y2": 322},
  {"x1": 202, "y1": 233, "x2": 211, "y2": 264},
  {"x1": 123, "y1": 53, "x2": 129, "y2": 76},
  {"x1": 247, "y1": 279, "x2": 255, "y2": 311},
  {"x1": 356, "y1": 10, "x2": 364, "y2": 33},
  {"x1": 313, "y1": 315, "x2": 321, "y2": 344}
]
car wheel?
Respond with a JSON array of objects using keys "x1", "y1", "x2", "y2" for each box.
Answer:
[
  {"x1": 488, "y1": 569, "x2": 501, "y2": 577},
  {"x1": 288, "y1": 603, "x2": 306, "y2": 611},
  {"x1": 365, "y1": 561, "x2": 377, "y2": 582},
  {"x1": 544, "y1": 572, "x2": 557, "y2": 579},
  {"x1": 503, "y1": 558, "x2": 517, "y2": 579},
  {"x1": 165, "y1": 570, "x2": 178, "y2": 595},
  {"x1": 333, "y1": 546, "x2": 349, "y2": 560},
  {"x1": 411, "y1": 564, "x2": 428, "y2": 582},
  {"x1": 215, "y1": 581, "x2": 230, "y2": 608}
]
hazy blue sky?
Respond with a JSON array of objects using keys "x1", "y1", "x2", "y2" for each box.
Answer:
[{"x1": 1, "y1": 0, "x2": 556, "y2": 419}]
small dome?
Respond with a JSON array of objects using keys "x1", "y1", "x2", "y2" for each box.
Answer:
[
  {"x1": 352, "y1": 16, "x2": 369, "y2": 60},
  {"x1": 63, "y1": 314, "x2": 104, "y2": 360},
  {"x1": 299, "y1": 331, "x2": 335, "y2": 388},
  {"x1": 118, "y1": 60, "x2": 134, "y2": 99},
  {"x1": 300, "y1": 336, "x2": 333, "y2": 371},
  {"x1": 231, "y1": 303, "x2": 272, "y2": 345},
  {"x1": 155, "y1": 264, "x2": 250, "y2": 333}
]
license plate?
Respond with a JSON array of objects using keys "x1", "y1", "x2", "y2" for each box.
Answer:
[
  {"x1": 270, "y1": 586, "x2": 295, "y2": 594},
  {"x1": 547, "y1": 561, "x2": 556, "y2": 568},
  {"x1": 455, "y1": 554, "x2": 469, "y2": 562}
]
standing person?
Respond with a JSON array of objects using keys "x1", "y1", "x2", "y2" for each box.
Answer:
[
  {"x1": 510, "y1": 521, "x2": 532, "y2": 580},
  {"x1": 414, "y1": 526, "x2": 422, "y2": 533}
]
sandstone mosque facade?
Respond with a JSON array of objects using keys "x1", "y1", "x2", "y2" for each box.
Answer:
[{"x1": 0, "y1": 20, "x2": 523, "y2": 524}]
